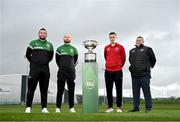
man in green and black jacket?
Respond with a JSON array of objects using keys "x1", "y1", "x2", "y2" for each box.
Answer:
[
  {"x1": 55, "y1": 34, "x2": 78, "y2": 113},
  {"x1": 25, "y1": 28, "x2": 54, "y2": 113}
]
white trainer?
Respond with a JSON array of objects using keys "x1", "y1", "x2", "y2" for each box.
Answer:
[
  {"x1": 105, "y1": 108, "x2": 114, "y2": 113},
  {"x1": 117, "y1": 108, "x2": 123, "y2": 113},
  {"x1": 25, "y1": 107, "x2": 31, "y2": 113},
  {"x1": 55, "y1": 108, "x2": 61, "y2": 113},
  {"x1": 41, "y1": 108, "x2": 49, "y2": 113},
  {"x1": 69, "y1": 108, "x2": 76, "y2": 113}
]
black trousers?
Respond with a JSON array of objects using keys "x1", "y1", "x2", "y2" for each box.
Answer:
[
  {"x1": 26, "y1": 66, "x2": 50, "y2": 108},
  {"x1": 105, "y1": 70, "x2": 123, "y2": 108},
  {"x1": 132, "y1": 77, "x2": 152, "y2": 111},
  {"x1": 56, "y1": 69, "x2": 75, "y2": 109}
]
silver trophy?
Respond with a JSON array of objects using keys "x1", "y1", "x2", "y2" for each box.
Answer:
[{"x1": 82, "y1": 40, "x2": 98, "y2": 62}]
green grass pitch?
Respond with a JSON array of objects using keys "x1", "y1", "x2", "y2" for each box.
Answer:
[{"x1": 0, "y1": 102, "x2": 180, "y2": 121}]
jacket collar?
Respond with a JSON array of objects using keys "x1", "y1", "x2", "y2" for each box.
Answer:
[
  {"x1": 110, "y1": 42, "x2": 118, "y2": 47},
  {"x1": 64, "y1": 43, "x2": 71, "y2": 46},
  {"x1": 135, "y1": 44, "x2": 144, "y2": 48},
  {"x1": 38, "y1": 39, "x2": 47, "y2": 43}
]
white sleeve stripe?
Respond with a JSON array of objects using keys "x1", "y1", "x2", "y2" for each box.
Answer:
[
  {"x1": 28, "y1": 45, "x2": 33, "y2": 49},
  {"x1": 56, "y1": 51, "x2": 61, "y2": 55}
]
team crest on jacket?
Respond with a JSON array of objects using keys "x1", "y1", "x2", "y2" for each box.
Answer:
[
  {"x1": 115, "y1": 47, "x2": 119, "y2": 51},
  {"x1": 140, "y1": 49, "x2": 144, "y2": 52},
  {"x1": 47, "y1": 43, "x2": 50, "y2": 48},
  {"x1": 70, "y1": 49, "x2": 74, "y2": 53}
]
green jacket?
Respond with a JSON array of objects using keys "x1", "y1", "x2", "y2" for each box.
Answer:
[
  {"x1": 26, "y1": 39, "x2": 54, "y2": 66},
  {"x1": 56, "y1": 43, "x2": 78, "y2": 71}
]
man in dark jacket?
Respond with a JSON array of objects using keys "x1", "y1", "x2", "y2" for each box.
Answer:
[
  {"x1": 55, "y1": 34, "x2": 78, "y2": 113},
  {"x1": 25, "y1": 28, "x2": 54, "y2": 113},
  {"x1": 128, "y1": 36, "x2": 156, "y2": 113}
]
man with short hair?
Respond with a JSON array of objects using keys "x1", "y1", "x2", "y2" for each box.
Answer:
[
  {"x1": 25, "y1": 28, "x2": 54, "y2": 113},
  {"x1": 128, "y1": 36, "x2": 156, "y2": 113},
  {"x1": 104, "y1": 32, "x2": 126, "y2": 113},
  {"x1": 55, "y1": 34, "x2": 78, "y2": 113}
]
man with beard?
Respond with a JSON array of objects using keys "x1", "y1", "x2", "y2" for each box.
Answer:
[
  {"x1": 55, "y1": 34, "x2": 78, "y2": 113},
  {"x1": 25, "y1": 28, "x2": 54, "y2": 113}
]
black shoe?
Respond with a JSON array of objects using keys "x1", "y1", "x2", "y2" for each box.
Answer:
[{"x1": 128, "y1": 109, "x2": 140, "y2": 112}]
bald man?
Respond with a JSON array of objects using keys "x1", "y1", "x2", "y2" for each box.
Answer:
[{"x1": 55, "y1": 34, "x2": 78, "y2": 113}]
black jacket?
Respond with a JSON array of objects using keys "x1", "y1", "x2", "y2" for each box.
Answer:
[{"x1": 129, "y1": 44, "x2": 156, "y2": 77}]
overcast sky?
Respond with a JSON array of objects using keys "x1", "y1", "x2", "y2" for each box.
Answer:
[{"x1": 0, "y1": 0, "x2": 180, "y2": 97}]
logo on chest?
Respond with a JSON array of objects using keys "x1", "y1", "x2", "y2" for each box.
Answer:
[
  {"x1": 60, "y1": 49, "x2": 67, "y2": 55},
  {"x1": 70, "y1": 49, "x2": 74, "y2": 53},
  {"x1": 47, "y1": 43, "x2": 51, "y2": 48},
  {"x1": 131, "y1": 50, "x2": 135, "y2": 53},
  {"x1": 107, "y1": 47, "x2": 110, "y2": 51},
  {"x1": 140, "y1": 49, "x2": 144, "y2": 52},
  {"x1": 115, "y1": 47, "x2": 119, "y2": 51},
  {"x1": 107, "y1": 47, "x2": 119, "y2": 52},
  {"x1": 35, "y1": 43, "x2": 39, "y2": 46},
  {"x1": 34, "y1": 43, "x2": 43, "y2": 49}
]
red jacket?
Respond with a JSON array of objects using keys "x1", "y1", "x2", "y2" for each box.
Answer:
[{"x1": 104, "y1": 43, "x2": 126, "y2": 71}]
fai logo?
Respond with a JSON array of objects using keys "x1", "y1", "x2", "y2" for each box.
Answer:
[{"x1": 86, "y1": 80, "x2": 94, "y2": 89}]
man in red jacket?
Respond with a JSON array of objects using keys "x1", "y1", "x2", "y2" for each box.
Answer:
[{"x1": 104, "y1": 32, "x2": 126, "y2": 113}]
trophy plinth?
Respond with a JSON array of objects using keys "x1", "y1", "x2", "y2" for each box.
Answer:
[
  {"x1": 82, "y1": 40, "x2": 99, "y2": 113},
  {"x1": 82, "y1": 40, "x2": 98, "y2": 62}
]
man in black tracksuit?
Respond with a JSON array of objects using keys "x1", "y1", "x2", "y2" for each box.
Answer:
[
  {"x1": 55, "y1": 34, "x2": 78, "y2": 113},
  {"x1": 25, "y1": 28, "x2": 54, "y2": 113},
  {"x1": 129, "y1": 36, "x2": 156, "y2": 113}
]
